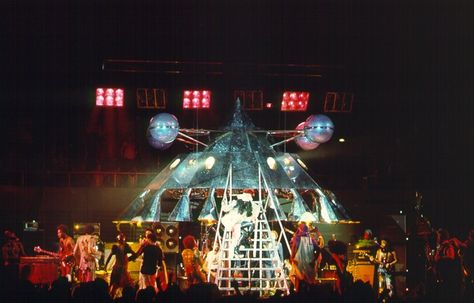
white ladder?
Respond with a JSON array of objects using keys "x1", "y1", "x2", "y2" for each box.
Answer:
[{"x1": 215, "y1": 198, "x2": 289, "y2": 296}]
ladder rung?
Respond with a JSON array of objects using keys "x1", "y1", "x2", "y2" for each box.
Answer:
[
  {"x1": 217, "y1": 277, "x2": 287, "y2": 281},
  {"x1": 219, "y1": 258, "x2": 274, "y2": 261}
]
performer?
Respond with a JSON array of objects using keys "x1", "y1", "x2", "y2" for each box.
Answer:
[
  {"x1": 73, "y1": 224, "x2": 101, "y2": 283},
  {"x1": 221, "y1": 193, "x2": 259, "y2": 257},
  {"x1": 328, "y1": 239, "x2": 352, "y2": 296},
  {"x1": 204, "y1": 242, "x2": 220, "y2": 283},
  {"x1": 434, "y1": 228, "x2": 463, "y2": 299},
  {"x1": 131, "y1": 229, "x2": 164, "y2": 292},
  {"x1": 2, "y1": 230, "x2": 26, "y2": 279},
  {"x1": 105, "y1": 232, "x2": 134, "y2": 298},
  {"x1": 310, "y1": 225, "x2": 324, "y2": 277},
  {"x1": 56, "y1": 224, "x2": 75, "y2": 281},
  {"x1": 181, "y1": 235, "x2": 206, "y2": 285},
  {"x1": 289, "y1": 222, "x2": 320, "y2": 292},
  {"x1": 370, "y1": 239, "x2": 397, "y2": 298},
  {"x1": 354, "y1": 229, "x2": 379, "y2": 260},
  {"x1": 464, "y1": 228, "x2": 474, "y2": 284}
]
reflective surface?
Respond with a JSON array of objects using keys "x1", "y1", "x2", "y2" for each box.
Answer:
[
  {"x1": 118, "y1": 101, "x2": 350, "y2": 223},
  {"x1": 304, "y1": 114, "x2": 334, "y2": 143}
]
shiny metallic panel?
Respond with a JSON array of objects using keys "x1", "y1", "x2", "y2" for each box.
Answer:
[
  {"x1": 168, "y1": 188, "x2": 192, "y2": 221},
  {"x1": 287, "y1": 189, "x2": 312, "y2": 221},
  {"x1": 198, "y1": 188, "x2": 218, "y2": 222}
]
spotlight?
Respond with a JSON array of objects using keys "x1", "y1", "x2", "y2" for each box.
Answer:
[
  {"x1": 182, "y1": 90, "x2": 211, "y2": 109},
  {"x1": 281, "y1": 91, "x2": 309, "y2": 111},
  {"x1": 96, "y1": 88, "x2": 124, "y2": 107}
]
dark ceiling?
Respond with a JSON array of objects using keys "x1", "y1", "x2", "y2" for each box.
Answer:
[{"x1": 2, "y1": 0, "x2": 474, "y2": 228}]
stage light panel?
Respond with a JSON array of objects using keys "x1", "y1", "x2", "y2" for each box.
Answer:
[
  {"x1": 182, "y1": 90, "x2": 211, "y2": 109},
  {"x1": 281, "y1": 91, "x2": 309, "y2": 111},
  {"x1": 96, "y1": 88, "x2": 124, "y2": 107}
]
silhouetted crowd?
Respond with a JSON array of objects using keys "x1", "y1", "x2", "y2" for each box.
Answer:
[{"x1": 0, "y1": 270, "x2": 383, "y2": 303}]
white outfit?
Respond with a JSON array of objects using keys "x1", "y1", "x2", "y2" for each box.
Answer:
[{"x1": 74, "y1": 234, "x2": 101, "y2": 282}]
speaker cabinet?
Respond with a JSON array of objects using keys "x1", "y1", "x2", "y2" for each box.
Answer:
[{"x1": 155, "y1": 222, "x2": 179, "y2": 253}]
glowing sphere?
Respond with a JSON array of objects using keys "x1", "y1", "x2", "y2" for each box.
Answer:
[
  {"x1": 295, "y1": 122, "x2": 320, "y2": 150},
  {"x1": 304, "y1": 114, "x2": 334, "y2": 143},
  {"x1": 148, "y1": 113, "x2": 179, "y2": 144},
  {"x1": 147, "y1": 130, "x2": 173, "y2": 150}
]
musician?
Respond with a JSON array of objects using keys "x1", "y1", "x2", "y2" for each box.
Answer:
[
  {"x1": 204, "y1": 242, "x2": 220, "y2": 283},
  {"x1": 370, "y1": 239, "x2": 397, "y2": 298},
  {"x1": 56, "y1": 224, "x2": 75, "y2": 281},
  {"x1": 328, "y1": 239, "x2": 352, "y2": 296},
  {"x1": 434, "y1": 228, "x2": 463, "y2": 299},
  {"x1": 310, "y1": 225, "x2": 324, "y2": 278},
  {"x1": 2, "y1": 230, "x2": 26, "y2": 279},
  {"x1": 73, "y1": 224, "x2": 101, "y2": 283},
  {"x1": 221, "y1": 193, "x2": 259, "y2": 257},
  {"x1": 130, "y1": 229, "x2": 164, "y2": 292},
  {"x1": 354, "y1": 229, "x2": 378, "y2": 260},
  {"x1": 289, "y1": 222, "x2": 320, "y2": 292},
  {"x1": 181, "y1": 235, "x2": 206, "y2": 285},
  {"x1": 464, "y1": 228, "x2": 474, "y2": 284},
  {"x1": 105, "y1": 232, "x2": 134, "y2": 297}
]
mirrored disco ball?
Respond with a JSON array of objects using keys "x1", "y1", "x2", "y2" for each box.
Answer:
[
  {"x1": 148, "y1": 113, "x2": 179, "y2": 144},
  {"x1": 147, "y1": 130, "x2": 173, "y2": 150},
  {"x1": 295, "y1": 122, "x2": 320, "y2": 150},
  {"x1": 304, "y1": 114, "x2": 334, "y2": 143}
]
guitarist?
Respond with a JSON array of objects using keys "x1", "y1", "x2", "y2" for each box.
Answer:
[
  {"x1": 370, "y1": 239, "x2": 397, "y2": 298},
  {"x1": 57, "y1": 225, "x2": 75, "y2": 281},
  {"x1": 34, "y1": 225, "x2": 75, "y2": 282}
]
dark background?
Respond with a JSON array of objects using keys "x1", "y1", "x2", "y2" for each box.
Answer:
[{"x1": 1, "y1": 0, "x2": 473, "y2": 238}]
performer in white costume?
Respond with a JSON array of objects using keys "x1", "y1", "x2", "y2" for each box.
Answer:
[{"x1": 221, "y1": 193, "x2": 260, "y2": 257}]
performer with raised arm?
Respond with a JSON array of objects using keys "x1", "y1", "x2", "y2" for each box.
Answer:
[
  {"x1": 105, "y1": 232, "x2": 134, "y2": 297},
  {"x1": 73, "y1": 224, "x2": 101, "y2": 283},
  {"x1": 221, "y1": 193, "x2": 260, "y2": 257},
  {"x1": 130, "y1": 228, "x2": 165, "y2": 292}
]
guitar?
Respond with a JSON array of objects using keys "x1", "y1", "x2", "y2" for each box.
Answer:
[
  {"x1": 362, "y1": 252, "x2": 394, "y2": 272},
  {"x1": 34, "y1": 246, "x2": 75, "y2": 269}
]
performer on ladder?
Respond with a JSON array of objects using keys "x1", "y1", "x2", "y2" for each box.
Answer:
[{"x1": 221, "y1": 193, "x2": 259, "y2": 257}]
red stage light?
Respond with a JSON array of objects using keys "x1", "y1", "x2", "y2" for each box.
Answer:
[
  {"x1": 281, "y1": 91, "x2": 309, "y2": 111},
  {"x1": 265, "y1": 103, "x2": 273, "y2": 109},
  {"x1": 182, "y1": 90, "x2": 211, "y2": 109},
  {"x1": 96, "y1": 88, "x2": 124, "y2": 107}
]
